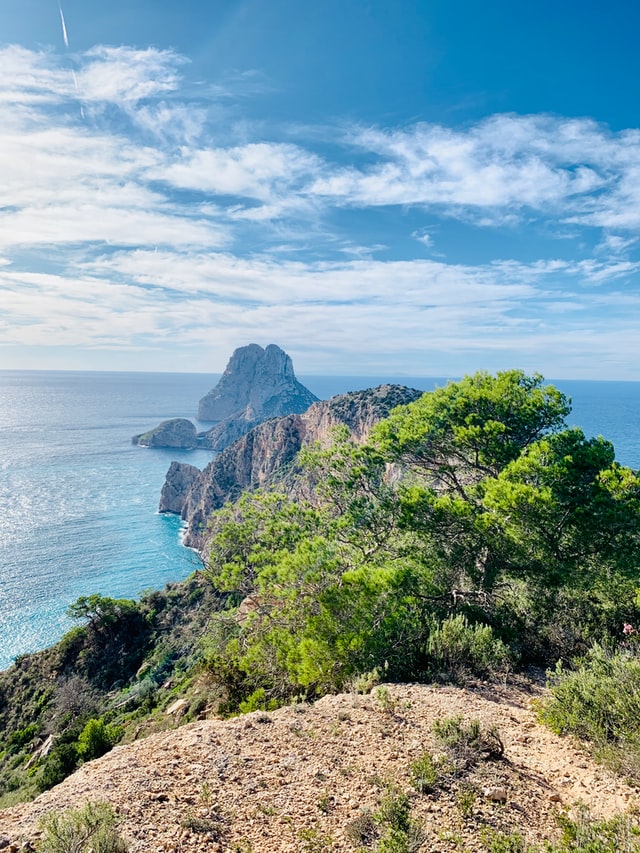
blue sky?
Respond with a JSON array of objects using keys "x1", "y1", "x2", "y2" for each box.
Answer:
[{"x1": 1, "y1": 0, "x2": 640, "y2": 377}]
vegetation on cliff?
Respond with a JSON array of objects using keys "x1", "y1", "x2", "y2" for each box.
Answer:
[
  {"x1": 201, "y1": 370, "x2": 640, "y2": 713},
  {"x1": 0, "y1": 577, "x2": 221, "y2": 805}
]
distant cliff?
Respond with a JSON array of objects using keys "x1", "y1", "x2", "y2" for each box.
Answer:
[
  {"x1": 160, "y1": 384, "x2": 423, "y2": 551},
  {"x1": 198, "y1": 343, "x2": 317, "y2": 422},
  {"x1": 132, "y1": 344, "x2": 318, "y2": 452}
]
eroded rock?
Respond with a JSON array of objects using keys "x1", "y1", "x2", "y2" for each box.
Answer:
[{"x1": 132, "y1": 418, "x2": 197, "y2": 449}]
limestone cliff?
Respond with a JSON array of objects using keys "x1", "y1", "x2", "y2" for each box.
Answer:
[
  {"x1": 159, "y1": 461, "x2": 202, "y2": 514},
  {"x1": 160, "y1": 384, "x2": 423, "y2": 551},
  {"x1": 197, "y1": 343, "x2": 318, "y2": 422},
  {"x1": 194, "y1": 343, "x2": 319, "y2": 449}
]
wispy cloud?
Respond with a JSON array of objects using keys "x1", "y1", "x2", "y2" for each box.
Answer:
[
  {"x1": 0, "y1": 44, "x2": 639, "y2": 375},
  {"x1": 308, "y1": 115, "x2": 640, "y2": 229}
]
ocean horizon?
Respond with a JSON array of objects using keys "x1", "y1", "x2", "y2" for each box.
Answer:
[{"x1": 0, "y1": 369, "x2": 638, "y2": 671}]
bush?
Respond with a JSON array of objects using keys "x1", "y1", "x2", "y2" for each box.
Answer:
[
  {"x1": 76, "y1": 718, "x2": 123, "y2": 762},
  {"x1": 432, "y1": 715, "x2": 503, "y2": 773},
  {"x1": 552, "y1": 805, "x2": 640, "y2": 853},
  {"x1": 480, "y1": 807, "x2": 640, "y2": 852},
  {"x1": 374, "y1": 788, "x2": 426, "y2": 853},
  {"x1": 38, "y1": 742, "x2": 78, "y2": 791},
  {"x1": 38, "y1": 801, "x2": 127, "y2": 853},
  {"x1": 375, "y1": 787, "x2": 411, "y2": 834},
  {"x1": 7, "y1": 723, "x2": 39, "y2": 751},
  {"x1": 345, "y1": 810, "x2": 378, "y2": 847},
  {"x1": 539, "y1": 642, "x2": 640, "y2": 782},
  {"x1": 409, "y1": 751, "x2": 442, "y2": 794},
  {"x1": 427, "y1": 615, "x2": 511, "y2": 681}
]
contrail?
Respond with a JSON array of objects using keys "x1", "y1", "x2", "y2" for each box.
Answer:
[
  {"x1": 58, "y1": 3, "x2": 69, "y2": 48},
  {"x1": 71, "y1": 69, "x2": 85, "y2": 118}
]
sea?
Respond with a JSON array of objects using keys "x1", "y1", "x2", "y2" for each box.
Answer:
[{"x1": 0, "y1": 370, "x2": 638, "y2": 672}]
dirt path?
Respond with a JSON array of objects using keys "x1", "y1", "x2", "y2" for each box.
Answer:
[{"x1": 2, "y1": 681, "x2": 637, "y2": 852}]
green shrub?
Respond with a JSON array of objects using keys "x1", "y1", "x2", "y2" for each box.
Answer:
[
  {"x1": 552, "y1": 805, "x2": 640, "y2": 852},
  {"x1": 539, "y1": 644, "x2": 640, "y2": 782},
  {"x1": 297, "y1": 826, "x2": 333, "y2": 852},
  {"x1": 7, "y1": 723, "x2": 39, "y2": 751},
  {"x1": 409, "y1": 751, "x2": 442, "y2": 794},
  {"x1": 432, "y1": 715, "x2": 503, "y2": 773},
  {"x1": 374, "y1": 788, "x2": 425, "y2": 853},
  {"x1": 238, "y1": 688, "x2": 279, "y2": 714},
  {"x1": 377, "y1": 823, "x2": 426, "y2": 853},
  {"x1": 38, "y1": 742, "x2": 78, "y2": 791},
  {"x1": 375, "y1": 787, "x2": 411, "y2": 834},
  {"x1": 76, "y1": 718, "x2": 123, "y2": 762},
  {"x1": 427, "y1": 615, "x2": 511, "y2": 681},
  {"x1": 350, "y1": 667, "x2": 382, "y2": 694},
  {"x1": 38, "y1": 801, "x2": 127, "y2": 853},
  {"x1": 480, "y1": 828, "x2": 527, "y2": 853}
]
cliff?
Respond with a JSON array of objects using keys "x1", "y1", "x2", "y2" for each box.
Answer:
[
  {"x1": 197, "y1": 343, "x2": 317, "y2": 422},
  {"x1": 160, "y1": 384, "x2": 423, "y2": 551},
  {"x1": 195, "y1": 343, "x2": 319, "y2": 450}
]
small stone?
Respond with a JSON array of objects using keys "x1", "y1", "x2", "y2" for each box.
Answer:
[
  {"x1": 165, "y1": 698, "x2": 189, "y2": 716},
  {"x1": 549, "y1": 792, "x2": 562, "y2": 802},
  {"x1": 483, "y1": 786, "x2": 508, "y2": 802}
]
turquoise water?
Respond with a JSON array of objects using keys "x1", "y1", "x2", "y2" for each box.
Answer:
[{"x1": 0, "y1": 370, "x2": 638, "y2": 670}]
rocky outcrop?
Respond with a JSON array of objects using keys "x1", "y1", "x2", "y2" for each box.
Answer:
[
  {"x1": 197, "y1": 343, "x2": 318, "y2": 422},
  {"x1": 197, "y1": 416, "x2": 263, "y2": 451},
  {"x1": 160, "y1": 385, "x2": 423, "y2": 551},
  {"x1": 159, "y1": 461, "x2": 202, "y2": 514},
  {"x1": 3, "y1": 682, "x2": 638, "y2": 853},
  {"x1": 132, "y1": 418, "x2": 198, "y2": 449},
  {"x1": 133, "y1": 344, "x2": 318, "y2": 451}
]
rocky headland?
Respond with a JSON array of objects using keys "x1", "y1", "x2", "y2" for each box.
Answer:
[{"x1": 160, "y1": 384, "x2": 422, "y2": 551}]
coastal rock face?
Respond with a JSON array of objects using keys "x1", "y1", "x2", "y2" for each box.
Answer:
[
  {"x1": 133, "y1": 344, "x2": 318, "y2": 451},
  {"x1": 132, "y1": 418, "x2": 197, "y2": 449},
  {"x1": 159, "y1": 461, "x2": 202, "y2": 514},
  {"x1": 160, "y1": 385, "x2": 422, "y2": 551},
  {"x1": 197, "y1": 343, "x2": 318, "y2": 422},
  {"x1": 197, "y1": 416, "x2": 263, "y2": 451}
]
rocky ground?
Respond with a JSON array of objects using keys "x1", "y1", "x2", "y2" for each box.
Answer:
[{"x1": 2, "y1": 680, "x2": 638, "y2": 852}]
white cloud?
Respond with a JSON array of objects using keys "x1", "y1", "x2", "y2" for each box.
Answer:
[
  {"x1": 1, "y1": 44, "x2": 640, "y2": 376},
  {"x1": 412, "y1": 229, "x2": 433, "y2": 247},
  {"x1": 157, "y1": 142, "x2": 322, "y2": 202},
  {"x1": 309, "y1": 115, "x2": 640, "y2": 233},
  {"x1": 76, "y1": 46, "x2": 185, "y2": 104}
]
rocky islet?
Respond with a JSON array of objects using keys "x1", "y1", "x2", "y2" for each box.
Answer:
[{"x1": 132, "y1": 344, "x2": 320, "y2": 452}]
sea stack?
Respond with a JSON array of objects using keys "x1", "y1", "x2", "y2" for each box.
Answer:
[
  {"x1": 132, "y1": 343, "x2": 319, "y2": 452},
  {"x1": 195, "y1": 344, "x2": 319, "y2": 450},
  {"x1": 197, "y1": 343, "x2": 318, "y2": 422}
]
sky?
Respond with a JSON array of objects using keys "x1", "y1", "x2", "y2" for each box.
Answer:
[{"x1": 1, "y1": 0, "x2": 640, "y2": 378}]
